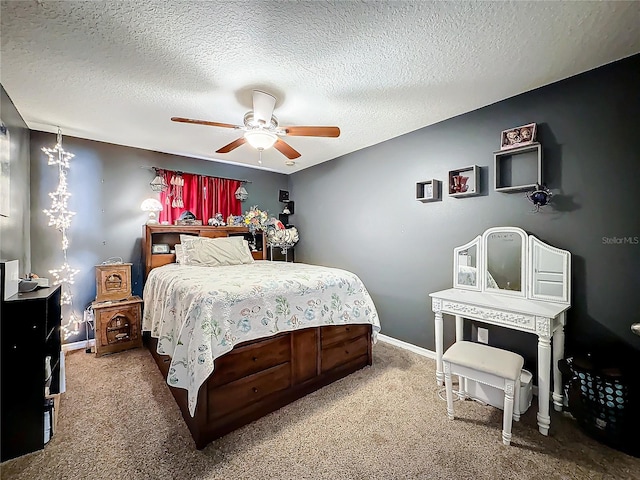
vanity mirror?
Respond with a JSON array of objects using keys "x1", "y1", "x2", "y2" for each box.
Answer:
[
  {"x1": 483, "y1": 227, "x2": 527, "y2": 297},
  {"x1": 451, "y1": 226, "x2": 571, "y2": 304}
]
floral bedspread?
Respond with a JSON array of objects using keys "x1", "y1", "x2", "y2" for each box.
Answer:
[{"x1": 142, "y1": 261, "x2": 380, "y2": 416}]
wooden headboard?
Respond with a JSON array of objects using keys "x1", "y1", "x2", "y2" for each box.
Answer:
[{"x1": 142, "y1": 225, "x2": 266, "y2": 279}]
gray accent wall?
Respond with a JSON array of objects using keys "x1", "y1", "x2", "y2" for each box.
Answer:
[
  {"x1": 0, "y1": 85, "x2": 31, "y2": 274},
  {"x1": 290, "y1": 54, "x2": 640, "y2": 370},
  {"x1": 29, "y1": 132, "x2": 288, "y2": 343}
]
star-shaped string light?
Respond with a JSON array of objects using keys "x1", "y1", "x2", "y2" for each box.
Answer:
[{"x1": 43, "y1": 129, "x2": 80, "y2": 339}]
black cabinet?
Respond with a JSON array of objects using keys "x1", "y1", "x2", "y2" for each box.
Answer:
[{"x1": 1, "y1": 285, "x2": 61, "y2": 461}]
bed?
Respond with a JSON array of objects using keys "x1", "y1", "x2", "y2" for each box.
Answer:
[{"x1": 141, "y1": 225, "x2": 380, "y2": 448}]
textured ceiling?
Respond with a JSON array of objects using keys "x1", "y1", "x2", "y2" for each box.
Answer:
[{"x1": 1, "y1": 1, "x2": 639, "y2": 174}]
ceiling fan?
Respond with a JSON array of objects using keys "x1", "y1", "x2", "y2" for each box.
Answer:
[{"x1": 171, "y1": 90, "x2": 340, "y2": 163}]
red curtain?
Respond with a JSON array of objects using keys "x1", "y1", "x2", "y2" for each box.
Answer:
[
  {"x1": 214, "y1": 178, "x2": 242, "y2": 220},
  {"x1": 159, "y1": 171, "x2": 242, "y2": 224}
]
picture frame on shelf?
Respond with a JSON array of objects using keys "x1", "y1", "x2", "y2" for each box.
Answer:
[
  {"x1": 425, "y1": 183, "x2": 433, "y2": 199},
  {"x1": 500, "y1": 123, "x2": 537, "y2": 150}
]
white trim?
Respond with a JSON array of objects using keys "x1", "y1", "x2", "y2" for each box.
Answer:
[
  {"x1": 62, "y1": 339, "x2": 95, "y2": 353},
  {"x1": 377, "y1": 335, "x2": 540, "y2": 397},
  {"x1": 377, "y1": 334, "x2": 436, "y2": 359}
]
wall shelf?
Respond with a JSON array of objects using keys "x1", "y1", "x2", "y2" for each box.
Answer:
[
  {"x1": 416, "y1": 179, "x2": 441, "y2": 202},
  {"x1": 494, "y1": 142, "x2": 542, "y2": 192},
  {"x1": 448, "y1": 165, "x2": 480, "y2": 197}
]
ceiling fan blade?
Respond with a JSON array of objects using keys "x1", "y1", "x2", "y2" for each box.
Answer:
[
  {"x1": 171, "y1": 117, "x2": 241, "y2": 129},
  {"x1": 281, "y1": 126, "x2": 340, "y2": 137},
  {"x1": 252, "y1": 90, "x2": 276, "y2": 126},
  {"x1": 274, "y1": 138, "x2": 301, "y2": 159},
  {"x1": 216, "y1": 137, "x2": 247, "y2": 154}
]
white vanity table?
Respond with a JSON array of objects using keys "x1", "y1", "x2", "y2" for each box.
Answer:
[{"x1": 430, "y1": 227, "x2": 571, "y2": 436}]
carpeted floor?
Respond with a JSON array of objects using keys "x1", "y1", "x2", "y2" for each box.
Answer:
[{"x1": 2, "y1": 341, "x2": 639, "y2": 480}]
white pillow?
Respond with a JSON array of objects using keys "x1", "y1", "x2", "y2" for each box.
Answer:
[
  {"x1": 178, "y1": 234, "x2": 199, "y2": 264},
  {"x1": 174, "y1": 244, "x2": 185, "y2": 264},
  {"x1": 179, "y1": 234, "x2": 199, "y2": 248},
  {"x1": 181, "y1": 235, "x2": 254, "y2": 266}
]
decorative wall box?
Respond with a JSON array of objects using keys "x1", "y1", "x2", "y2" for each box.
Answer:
[
  {"x1": 448, "y1": 166, "x2": 480, "y2": 197},
  {"x1": 494, "y1": 142, "x2": 542, "y2": 192},
  {"x1": 278, "y1": 213, "x2": 290, "y2": 226},
  {"x1": 283, "y1": 201, "x2": 294, "y2": 215},
  {"x1": 95, "y1": 263, "x2": 132, "y2": 302},
  {"x1": 416, "y1": 179, "x2": 441, "y2": 202}
]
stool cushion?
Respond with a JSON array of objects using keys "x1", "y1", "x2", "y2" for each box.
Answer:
[{"x1": 443, "y1": 341, "x2": 524, "y2": 381}]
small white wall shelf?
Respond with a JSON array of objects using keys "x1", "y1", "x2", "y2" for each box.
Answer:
[
  {"x1": 494, "y1": 142, "x2": 542, "y2": 192},
  {"x1": 416, "y1": 179, "x2": 441, "y2": 202},
  {"x1": 448, "y1": 166, "x2": 480, "y2": 197}
]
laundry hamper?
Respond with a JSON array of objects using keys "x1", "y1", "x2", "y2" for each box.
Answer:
[{"x1": 560, "y1": 354, "x2": 639, "y2": 457}]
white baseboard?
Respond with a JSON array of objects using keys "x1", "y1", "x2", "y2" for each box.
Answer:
[
  {"x1": 62, "y1": 339, "x2": 95, "y2": 353},
  {"x1": 377, "y1": 334, "x2": 436, "y2": 359},
  {"x1": 377, "y1": 335, "x2": 541, "y2": 397}
]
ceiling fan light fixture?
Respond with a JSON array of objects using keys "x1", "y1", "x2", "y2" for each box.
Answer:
[{"x1": 244, "y1": 130, "x2": 277, "y2": 150}]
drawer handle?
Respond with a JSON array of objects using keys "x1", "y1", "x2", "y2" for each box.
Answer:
[
  {"x1": 345, "y1": 327, "x2": 350, "y2": 332},
  {"x1": 252, "y1": 356, "x2": 258, "y2": 362},
  {"x1": 252, "y1": 387, "x2": 258, "y2": 393},
  {"x1": 163, "y1": 358, "x2": 171, "y2": 363}
]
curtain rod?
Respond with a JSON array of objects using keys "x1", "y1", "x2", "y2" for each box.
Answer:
[{"x1": 140, "y1": 165, "x2": 252, "y2": 184}]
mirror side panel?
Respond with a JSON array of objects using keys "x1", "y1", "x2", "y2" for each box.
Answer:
[
  {"x1": 453, "y1": 235, "x2": 482, "y2": 291},
  {"x1": 528, "y1": 236, "x2": 571, "y2": 304}
]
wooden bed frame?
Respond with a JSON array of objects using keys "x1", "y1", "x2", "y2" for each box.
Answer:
[{"x1": 142, "y1": 225, "x2": 373, "y2": 448}]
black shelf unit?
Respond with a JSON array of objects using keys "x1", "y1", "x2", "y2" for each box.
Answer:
[{"x1": 1, "y1": 285, "x2": 62, "y2": 461}]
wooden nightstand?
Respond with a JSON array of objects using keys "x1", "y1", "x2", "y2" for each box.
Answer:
[
  {"x1": 91, "y1": 296, "x2": 143, "y2": 357},
  {"x1": 95, "y1": 263, "x2": 132, "y2": 302}
]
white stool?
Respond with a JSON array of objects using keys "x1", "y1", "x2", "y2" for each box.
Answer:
[{"x1": 443, "y1": 341, "x2": 524, "y2": 446}]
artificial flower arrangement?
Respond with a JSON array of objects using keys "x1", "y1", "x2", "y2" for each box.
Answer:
[{"x1": 243, "y1": 206, "x2": 269, "y2": 232}]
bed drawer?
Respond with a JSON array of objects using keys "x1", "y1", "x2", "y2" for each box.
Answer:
[
  {"x1": 208, "y1": 363, "x2": 291, "y2": 418},
  {"x1": 209, "y1": 334, "x2": 291, "y2": 387},
  {"x1": 321, "y1": 334, "x2": 369, "y2": 373},
  {"x1": 321, "y1": 324, "x2": 370, "y2": 348}
]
